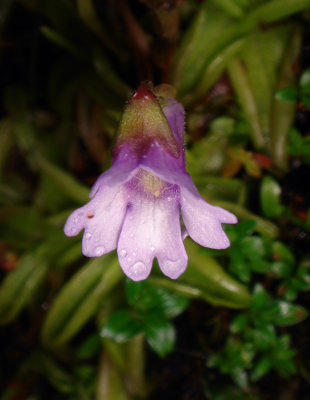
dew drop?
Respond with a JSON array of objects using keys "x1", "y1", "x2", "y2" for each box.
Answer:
[
  {"x1": 150, "y1": 247, "x2": 155, "y2": 252},
  {"x1": 167, "y1": 197, "x2": 171, "y2": 202},
  {"x1": 120, "y1": 249, "x2": 127, "y2": 257},
  {"x1": 85, "y1": 232, "x2": 92, "y2": 239},
  {"x1": 94, "y1": 246, "x2": 105, "y2": 256},
  {"x1": 131, "y1": 261, "x2": 147, "y2": 277}
]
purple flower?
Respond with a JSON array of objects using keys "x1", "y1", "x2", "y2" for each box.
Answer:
[{"x1": 64, "y1": 83, "x2": 237, "y2": 281}]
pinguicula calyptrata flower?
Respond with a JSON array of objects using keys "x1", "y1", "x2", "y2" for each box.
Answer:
[{"x1": 64, "y1": 83, "x2": 237, "y2": 281}]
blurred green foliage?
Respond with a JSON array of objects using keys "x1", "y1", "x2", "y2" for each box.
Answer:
[{"x1": 0, "y1": 0, "x2": 310, "y2": 399}]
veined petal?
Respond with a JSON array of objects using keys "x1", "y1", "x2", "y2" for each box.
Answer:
[
  {"x1": 64, "y1": 185, "x2": 127, "y2": 256},
  {"x1": 90, "y1": 143, "x2": 139, "y2": 198},
  {"x1": 117, "y1": 190, "x2": 187, "y2": 281},
  {"x1": 163, "y1": 99, "x2": 185, "y2": 148},
  {"x1": 180, "y1": 187, "x2": 238, "y2": 250}
]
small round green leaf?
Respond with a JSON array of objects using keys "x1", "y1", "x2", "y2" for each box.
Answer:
[{"x1": 100, "y1": 309, "x2": 143, "y2": 343}]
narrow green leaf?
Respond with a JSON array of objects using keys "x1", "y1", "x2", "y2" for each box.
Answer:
[
  {"x1": 35, "y1": 153, "x2": 89, "y2": 204},
  {"x1": 41, "y1": 26, "x2": 85, "y2": 59},
  {"x1": 210, "y1": 0, "x2": 244, "y2": 17},
  {"x1": 178, "y1": 240, "x2": 252, "y2": 309},
  {"x1": 214, "y1": 200, "x2": 279, "y2": 237},
  {"x1": 42, "y1": 256, "x2": 122, "y2": 346},
  {"x1": 0, "y1": 250, "x2": 48, "y2": 324},
  {"x1": 228, "y1": 58, "x2": 265, "y2": 150},
  {"x1": 270, "y1": 27, "x2": 302, "y2": 172}
]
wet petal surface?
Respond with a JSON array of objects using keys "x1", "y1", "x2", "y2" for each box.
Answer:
[
  {"x1": 180, "y1": 187, "x2": 238, "y2": 250},
  {"x1": 65, "y1": 185, "x2": 127, "y2": 256}
]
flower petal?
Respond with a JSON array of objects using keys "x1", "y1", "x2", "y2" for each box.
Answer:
[
  {"x1": 64, "y1": 185, "x2": 127, "y2": 256},
  {"x1": 90, "y1": 144, "x2": 139, "y2": 198},
  {"x1": 117, "y1": 192, "x2": 187, "y2": 281},
  {"x1": 163, "y1": 99, "x2": 185, "y2": 147},
  {"x1": 180, "y1": 187, "x2": 237, "y2": 249}
]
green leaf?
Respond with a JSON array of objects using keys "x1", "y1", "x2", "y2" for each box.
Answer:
[
  {"x1": 251, "y1": 356, "x2": 272, "y2": 381},
  {"x1": 301, "y1": 93, "x2": 310, "y2": 109},
  {"x1": 181, "y1": 240, "x2": 252, "y2": 308},
  {"x1": 273, "y1": 301, "x2": 308, "y2": 326},
  {"x1": 229, "y1": 250, "x2": 251, "y2": 282},
  {"x1": 300, "y1": 68, "x2": 310, "y2": 88},
  {"x1": 77, "y1": 334, "x2": 102, "y2": 359},
  {"x1": 246, "y1": 325, "x2": 276, "y2": 351},
  {"x1": 270, "y1": 27, "x2": 302, "y2": 171},
  {"x1": 272, "y1": 241, "x2": 295, "y2": 265},
  {"x1": 0, "y1": 250, "x2": 48, "y2": 324},
  {"x1": 231, "y1": 367, "x2": 248, "y2": 389},
  {"x1": 172, "y1": 2, "x2": 239, "y2": 95},
  {"x1": 143, "y1": 312, "x2": 176, "y2": 357},
  {"x1": 100, "y1": 309, "x2": 143, "y2": 343},
  {"x1": 230, "y1": 313, "x2": 248, "y2": 333},
  {"x1": 274, "y1": 87, "x2": 298, "y2": 102},
  {"x1": 251, "y1": 284, "x2": 272, "y2": 311},
  {"x1": 231, "y1": 220, "x2": 257, "y2": 239},
  {"x1": 271, "y1": 261, "x2": 293, "y2": 278},
  {"x1": 241, "y1": 236, "x2": 266, "y2": 259},
  {"x1": 35, "y1": 154, "x2": 89, "y2": 204},
  {"x1": 42, "y1": 256, "x2": 122, "y2": 346},
  {"x1": 260, "y1": 175, "x2": 285, "y2": 218},
  {"x1": 288, "y1": 128, "x2": 303, "y2": 155},
  {"x1": 126, "y1": 280, "x2": 188, "y2": 318}
]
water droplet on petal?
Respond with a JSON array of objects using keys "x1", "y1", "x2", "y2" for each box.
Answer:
[
  {"x1": 94, "y1": 246, "x2": 105, "y2": 256},
  {"x1": 131, "y1": 261, "x2": 147, "y2": 277},
  {"x1": 167, "y1": 197, "x2": 171, "y2": 202},
  {"x1": 150, "y1": 247, "x2": 155, "y2": 252},
  {"x1": 85, "y1": 232, "x2": 92, "y2": 239},
  {"x1": 120, "y1": 249, "x2": 127, "y2": 257}
]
